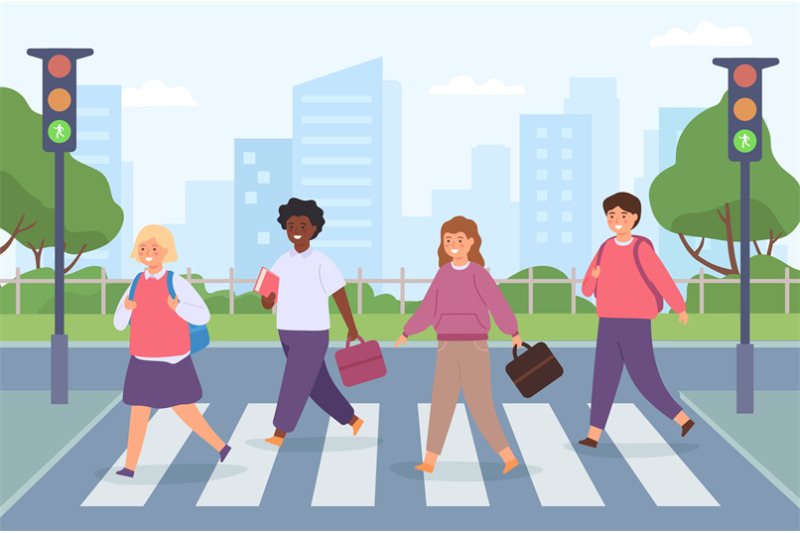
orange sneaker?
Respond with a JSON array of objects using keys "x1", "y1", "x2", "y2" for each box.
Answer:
[
  {"x1": 265, "y1": 436, "x2": 284, "y2": 447},
  {"x1": 502, "y1": 459, "x2": 519, "y2": 474},
  {"x1": 414, "y1": 463, "x2": 434, "y2": 473}
]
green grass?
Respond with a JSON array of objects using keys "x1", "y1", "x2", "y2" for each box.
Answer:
[{"x1": 0, "y1": 313, "x2": 798, "y2": 341}]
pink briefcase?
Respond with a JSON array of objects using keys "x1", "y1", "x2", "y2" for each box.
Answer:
[{"x1": 335, "y1": 336, "x2": 387, "y2": 387}]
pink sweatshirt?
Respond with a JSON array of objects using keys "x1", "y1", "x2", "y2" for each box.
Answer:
[
  {"x1": 581, "y1": 238, "x2": 686, "y2": 319},
  {"x1": 403, "y1": 262, "x2": 519, "y2": 341}
]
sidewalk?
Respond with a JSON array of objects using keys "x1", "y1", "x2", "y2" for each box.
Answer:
[
  {"x1": 680, "y1": 390, "x2": 800, "y2": 508},
  {"x1": 0, "y1": 390, "x2": 121, "y2": 517}
]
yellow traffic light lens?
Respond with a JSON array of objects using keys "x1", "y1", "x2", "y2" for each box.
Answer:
[
  {"x1": 48, "y1": 89, "x2": 72, "y2": 112},
  {"x1": 733, "y1": 97, "x2": 757, "y2": 121},
  {"x1": 47, "y1": 55, "x2": 72, "y2": 78}
]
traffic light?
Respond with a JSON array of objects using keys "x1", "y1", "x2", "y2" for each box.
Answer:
[
  {"x1": 712, "y1": 57, "x2": 778, "y2": 162},
  {"x1": 27, "y1": 48, "x2": 93, "y2": 153}
]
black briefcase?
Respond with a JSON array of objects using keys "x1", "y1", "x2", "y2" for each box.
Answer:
[{"x1": 505, "y1": 342, "x2": 564, "y2": 398}]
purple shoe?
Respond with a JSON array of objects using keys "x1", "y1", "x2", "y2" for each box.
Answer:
[
  {"x1": 116, "y1": 467, "x2": 135, "y2": 478},
  {"x1": 220, "y1": 445, "x2": 231, "y2": 463}
]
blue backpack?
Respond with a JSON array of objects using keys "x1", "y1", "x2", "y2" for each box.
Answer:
[{"x1": 129, "y1": 270, "x2": 211, "y2": 354}]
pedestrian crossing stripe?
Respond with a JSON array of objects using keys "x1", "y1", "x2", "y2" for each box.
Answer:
[
  {"x1": 595, "y1": 403, "x2": 719, "y2": 507},
  {"x1": 196, "y1": 403, "x2": 279, "y2": 507},
  {"x1": 504, "y1": 403, "x2": 604, "y2": 506},
  {"x1": 312, "y1": 403, "x2": 380, "y2": 506},
  {"x1": 82, "y1": 402, "x2": 718, "y2": 508},
  {"x1": 417, "y1": 403, "x2": 490, "y2": 507},
  {"x1": 82, "y1": 404, "x2": 210, "y2": 507}
]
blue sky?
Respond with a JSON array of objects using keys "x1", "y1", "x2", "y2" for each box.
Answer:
[{"x1": 1, "y1": 2, "x2": 798, "y2": 244}]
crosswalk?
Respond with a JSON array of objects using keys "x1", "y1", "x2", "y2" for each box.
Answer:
[{"x1": 82, "y1": 402, "x2": 718, "y2": 509}]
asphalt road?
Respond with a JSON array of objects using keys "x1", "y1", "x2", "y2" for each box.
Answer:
[{"x1": 1, "y1": 342, "x2": 798, "y2": 530}]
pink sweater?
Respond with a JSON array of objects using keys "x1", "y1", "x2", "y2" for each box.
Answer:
[
  {"x1": 403, "y1": 262, "x2": 519, "y2": 341},
  {"x1": 129, "y1": 275, "x2": 190, "y2": 357},
  {"x1": 581, "y1": 238, "x2": 686, "y2": 319}
]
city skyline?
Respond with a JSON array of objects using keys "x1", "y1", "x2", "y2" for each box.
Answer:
[{"x1": 1, "y1": 2, "x2": 798, "y2": 284}]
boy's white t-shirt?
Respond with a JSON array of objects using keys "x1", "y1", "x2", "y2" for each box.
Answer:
[{"x1": 270, "y1": 247, "x2": 346, "y2": 331}]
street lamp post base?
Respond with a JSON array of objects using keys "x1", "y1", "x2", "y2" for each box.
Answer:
[
  {"x1": 736, "y1": 343, "x2": 754, "y2": 414},
  {"x1": 51, "y1": 333, "x2": 68, "y2": 404}
]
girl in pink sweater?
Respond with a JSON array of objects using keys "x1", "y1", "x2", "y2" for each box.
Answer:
[
  {"x1": 579, "y1": 193, "x2": 695, "y2": 448},
  {"x1": 396, "y1": 216, "x2": 521, "y2": 474}
]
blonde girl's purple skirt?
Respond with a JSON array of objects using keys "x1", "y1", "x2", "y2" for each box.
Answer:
[{"x1": 122, "y1": 355, "x2": 203, "y2": 408}]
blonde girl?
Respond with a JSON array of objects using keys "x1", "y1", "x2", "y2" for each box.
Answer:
[{"x1": 112, "y1": 225, "x2": 230, "y2": 478}]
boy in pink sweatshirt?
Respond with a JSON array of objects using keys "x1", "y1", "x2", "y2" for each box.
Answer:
[{"x1": 579, "y1": 193, "x2": 695, "y2": 448}]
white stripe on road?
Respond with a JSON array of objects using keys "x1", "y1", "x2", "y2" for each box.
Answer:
[
  {"x1": 595, "y1": 403, "x2": 719, "y2": 507},
  {"x1": 196, "y1": 403, "x2": 279, "y2": 507},
  {"x1": 82, "y1": 404, "x2": 209, "y2": 507},
  {"x1": 504, "y1": 403, "x2": 604, "y2": 507},
  {"x1": 311, "y1": 403, "x2": 380, "y2": 507},
  {"x1": 418, "y1": 403, "x2": 489, "y2": 507}
]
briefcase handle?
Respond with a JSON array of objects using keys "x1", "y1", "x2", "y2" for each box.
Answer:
[
  {"x1": 512, "y1": 342, "x2": 533, "y2": 359},
  {"x1": 345, "y1": 336, "x2": 366, "y2": 349}
]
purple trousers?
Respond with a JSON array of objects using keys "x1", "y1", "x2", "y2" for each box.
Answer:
[
  {"x1": 273, "y1": 330, "x2": 354, "y2": 433},
  {"x1": 589, "y1": 318, "x2": 682, "y2": 429}
]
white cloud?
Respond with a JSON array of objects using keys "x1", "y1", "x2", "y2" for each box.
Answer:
[
  {"x1": 651, "y1": 21, "x2": 752, "y2": 47},
  {"x1": 429, "y1": 75, "x2": 525, "y2": 96},
  {"x1": 122, "y1": 80, "x2": 199, "y2": 107}
]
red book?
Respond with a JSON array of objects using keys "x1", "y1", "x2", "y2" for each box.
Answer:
[{"x1": 253, "y1": 267, "x2": 279, "y2": 302}]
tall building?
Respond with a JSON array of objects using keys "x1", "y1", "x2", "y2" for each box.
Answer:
[
  {"x1": 520, "y1": 114, "x2": 592, "y2": 276},
  {"x1": 121, "y1": 162, "x2": 136, "y2": 277},
  {"x1": 166, "y1": 180, "x2": 234, "y2": 293},
  {"x1": 633, "y1": 130, "x2": 661, "y2": 252},
  {"x1": 382, "y1": 80, "x2": 403, "y2": 290},
  {"x1": 431, "y1": 145, "x2": 519, "y2": 278},
  {"x1": 72, "y1": 85, "x2": 123, "y2": 276},
  {"x1": 234, "y1": 139, "x2": 292, "y2": 293},
  {"x1": 292, "y1": 58, "x2": 387, "y2": 279},
  {"x1": 564, "y1": 78, "x2": 619, "y2": 251}
]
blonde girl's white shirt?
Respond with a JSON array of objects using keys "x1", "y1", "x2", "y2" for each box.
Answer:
[{"x1": 270, "y1": 247, "x2": 346, "y2": 331}]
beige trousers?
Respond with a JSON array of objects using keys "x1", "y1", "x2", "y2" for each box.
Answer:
[{"x1": 426, "y1": 340, "x2": 510, "y2": 455}]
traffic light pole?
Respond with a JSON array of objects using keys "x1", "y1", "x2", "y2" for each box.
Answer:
[
  {"x1": 714, "y1": 56, "x2": 777, "y2": 415},
  {"x1": 52, "y1": 150, "x2": 68, "y2": 404},
  {"x1": 736, "y1": 161, "x2": 753, "y2": 414}
]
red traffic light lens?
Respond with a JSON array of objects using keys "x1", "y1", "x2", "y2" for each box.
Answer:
[
  {"x1": 47, "y1": 55, "x2": 72, "y2": 78},
  {"x1": 733, "y1": 64, "x2": 757, "y2": 88}
]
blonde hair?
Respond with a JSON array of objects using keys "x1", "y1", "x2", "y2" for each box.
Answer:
[
  {"x1": 437, "y1": 216, "x2": 485, "y2": 268},
  {"x1": 131, "y1": 225, "x2": 178, "y2": 263}
]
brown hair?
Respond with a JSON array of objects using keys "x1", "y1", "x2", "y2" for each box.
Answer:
[
  {"x1": 602, "y1": 192, "x2": 641, "y2": 229},
  {"x1": 437, "y1": 216, "x2": 485, "y2": 267}
]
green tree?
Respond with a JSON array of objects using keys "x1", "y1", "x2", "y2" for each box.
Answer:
[
  {"x1": 0, "y1": 87, "x2": 123, "y2": 271},
  {"x1": 650, "y1": 93, "x2": 800, "y2": 276}
]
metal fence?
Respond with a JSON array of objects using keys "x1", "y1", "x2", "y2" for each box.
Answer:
[{"x1": 1, "y1": 266, "x2": 798, "y2": 315}]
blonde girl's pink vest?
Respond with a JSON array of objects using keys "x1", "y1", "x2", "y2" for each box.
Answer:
[{"x1": 129, "y1": 275, "x2": 190, "y2": 357}]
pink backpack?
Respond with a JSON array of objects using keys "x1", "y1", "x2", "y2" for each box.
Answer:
[{"x1": 594, "y1": 236, "x2": 664, "y2": 312}]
